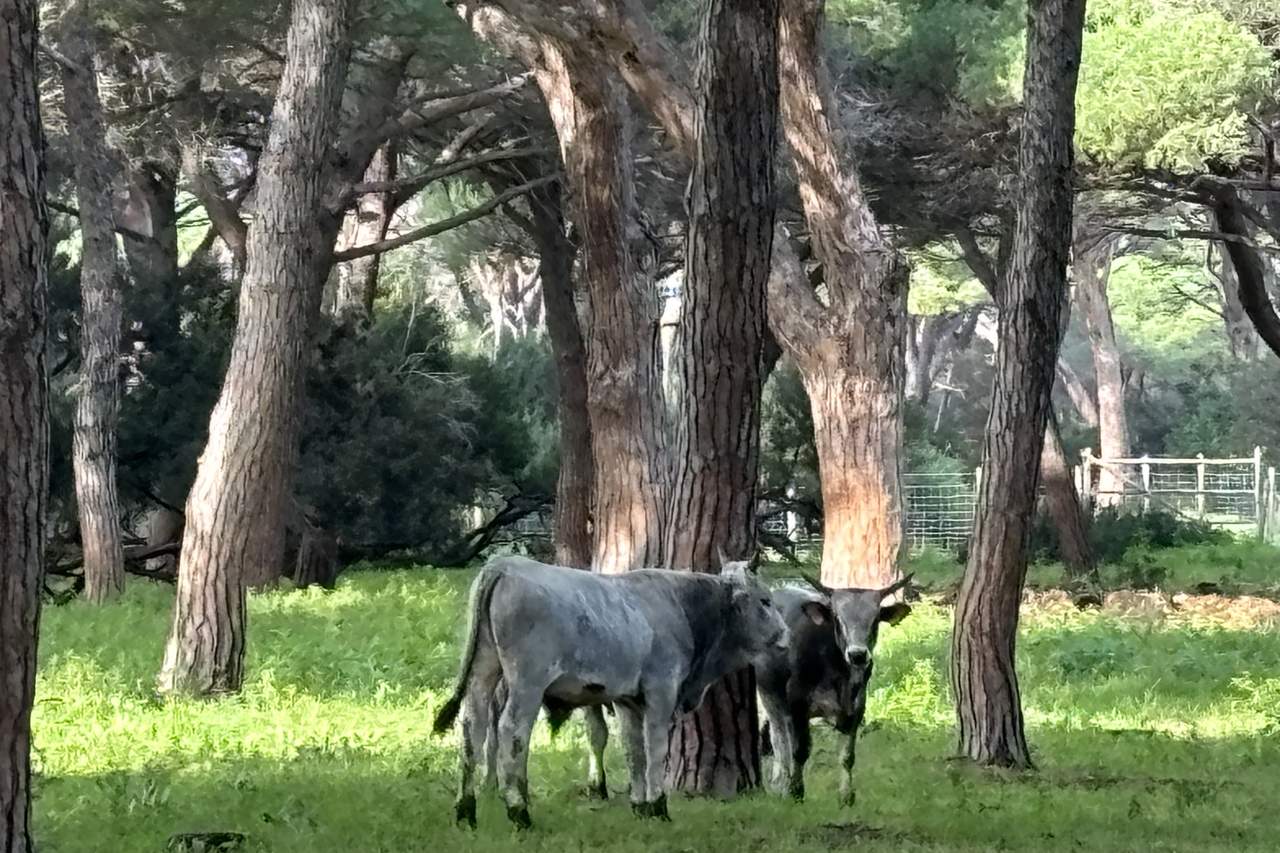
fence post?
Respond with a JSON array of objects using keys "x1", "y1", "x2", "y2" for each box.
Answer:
[
  {"x1": 1141, "y1": 455, "x2": 1151, "y2": 514},
  {"x1": 1079, "y1": 447, "x2": 1094, "y2": 512},
  {"x1": 1255, "y1": 446, "x2": 1265, "y2": 538},
  {"x1": 1264, "y1": 468, "x2": 1274, "y2": 540},
  {"x1": 1196, "y1": 453, "x2": 1206, "y2": 519}
]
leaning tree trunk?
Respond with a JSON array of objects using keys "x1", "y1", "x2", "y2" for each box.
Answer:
[
  {"x1": 1074, "y1": 238, "x2": 1130, "y2": 504},
  {"x1": 663, "y1": 0, "x2": 779, "y2": 797},
  {"x1": 1041, "y1": 411, "x2": 1094, "y2": 578},
  {"x1": 535, "y1": 41, "x2": 668, "y2": 574},
  {"x1": 777, "y1": 0, "x2": 906, "y2": 589},
  {"x1": 951, "y1": 0, "x2": 1084, "y2": 769},
  {"x1": 1213, "y1": 243, "x2": 1262, "y2": 361},
  {"x1": 525, "y1": 179, "x2": 593, "y2": 569},
  {"x1": 158, "y1": 0, "x2": 355, "y2": 696},
  {"x1": 333, "y1": 142, "x2": 396, "y2": 325},
  {"x1": 0, "y1": 0, "x2": 48, "y2": 845},
  {"x1": 61, "y1": 2, "x2": 126, "y2": 603}
]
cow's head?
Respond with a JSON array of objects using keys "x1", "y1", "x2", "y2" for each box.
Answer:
[
  {"x1": 799, "y1": 574, "x2": 913, "y2": 673},
  {"x1": 720, "y1": 551, "x2": 790, "y2": 656}
]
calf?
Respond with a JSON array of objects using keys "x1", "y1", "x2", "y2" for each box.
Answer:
[
  {"x1": 432, "y1": 555, "x2": 789, "y2": 829},
  {"x1": 756, "y1": 574, "x2": 912, "y2": 804}
]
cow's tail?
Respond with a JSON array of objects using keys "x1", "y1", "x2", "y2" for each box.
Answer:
[{"x1": 432, "y1": 566, "x2": 503, "y2": 735}]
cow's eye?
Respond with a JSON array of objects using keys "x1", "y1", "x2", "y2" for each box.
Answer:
[{"x1": 759, "y1": 597, "x2": 770, "y2": 606}]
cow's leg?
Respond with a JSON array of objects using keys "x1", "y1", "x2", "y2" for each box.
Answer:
[
  {"x1": 496, "y1": 681, "x2": 543, "y2": 830},
  {"x1": 758, "y1": 691, "x2": 793, "y2": 795},
  {"x1": 455, "y1": 657, "x2": 501, "y2": 828},
  {"x1": 788, "y1": 701, "x2": 812, "y2": 801},
  {"x1": 617, "y1": 705, "x2": 648, "y2": 812},
  {"x1": 482, "y1": 679, "x2": 506, "y2": 791},
  {"x1": 839, "y1": 691, "x2": 868, "y2": 808},
  {"x1": 640, "y1": 691, "x2": 677, "y2": 821},
  {"x1": 584, "y1": 705, "x2": 610, "y2": 800}
]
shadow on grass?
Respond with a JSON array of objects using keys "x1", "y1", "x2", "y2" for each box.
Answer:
[{"x1": 35, "y1": 721, "x2": 1280, "y2": 853}]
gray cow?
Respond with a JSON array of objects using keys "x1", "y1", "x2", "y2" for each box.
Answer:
[
  {"x1": 432, "y1": 555, "x2": 789, "y2": 829},
  {"x1": 756, "y1": 574, "x2": 912, "y2": 804}
]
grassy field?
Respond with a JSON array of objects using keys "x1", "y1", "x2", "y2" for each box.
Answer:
[{"x1": 32, "y1": 546, "x2": 1280, "y2": 852}]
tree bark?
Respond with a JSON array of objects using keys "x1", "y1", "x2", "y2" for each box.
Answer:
[
  {"x1": 662, "y1": 0, "x2": 779, "y2": 796},
  {"x1": 120, "y1": 163, "x2": 179, "y2": 288},
  {"x1": 1041, "y1": 411, "x2": 1094, "y2": 577},
  {"x1": 333, "y1": 142, "x2": 396, "y2": 324},
  {"x1": 523, "y1": 180, "x2": 593, "y2": 569},
  {"x1": 906, "y1": 311, "x2": 976, "y2": 406},
  {"x1": 951, "y1": 0, "x2": 1085, "y2": 769},
  {"x1": 159, "y1": 0, "x2": 355, "y2": 696},
  {"x1": 1195, "y1": 177, "x2": 1280, "y2": 361},
  {"x1": 1213, "y1": 243, "x2": 1262, "y2": 361},
  {"x1": 1056, "y1": 358, "x2": 1098, "y2": 428},
  {"x1": 1074, "y1": 237, "x2": 1130, "y2": 503},
  {"x1": 775, "y1": 0, "x2": 906, "y2": 589},
  {"x1": 0, "y1": 1, "x2": 47, "y2": 846},
  {"x1": 536, "y1": 42, "x2": 668, "y2": 574},
  {"x1": 61, "y1": 1, "x2": 126, "y2": 604}
]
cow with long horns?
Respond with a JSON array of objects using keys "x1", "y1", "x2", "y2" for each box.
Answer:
[{"x1": 755, "y1": 573, "x2": 913, "y2": 803}]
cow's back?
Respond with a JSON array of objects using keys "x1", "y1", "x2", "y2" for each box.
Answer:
[{"x1": 484, "y1": 556, "x2": 658, "y2": 702}]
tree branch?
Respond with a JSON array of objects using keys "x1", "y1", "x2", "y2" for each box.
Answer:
[
  {"x1": 333, "y1": 174, "x2": 558, "y2": 262},
  {"x1": 347, "y1": 145, "x2": 548, "y2": 205}
]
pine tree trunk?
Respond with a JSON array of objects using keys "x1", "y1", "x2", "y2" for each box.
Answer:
[
  {"x1": 1074, "y1": 239, "x2": 1129, "y2": 503},
  {"x1": 334, "y1": 142, "x2": 395, "y2": 324},
  {"x1": 1215, "y1": 240, "x2": 1264, "y2": 361},
  {"x1": 536, "y1": 41, "x2": 668, "y2": 574},
  {"x1": 61, "y1": 2, "x2": 126, "y2": 603},
  {"x1": 777, "y1": 0, "x2": 907, "y2": 589},
  {"x1": 158, "y1": 0, "x2": 355, "y2": 696},
  {"x1": 663, "y1": 0, "x2": 779, "y2": 796},
  {"x1": 1041, "y1": 412, "x2": 1094, "y2": 577},
  {"x1": 1056, "y1": 359, "x2": 1098, "y2": 429},
  {"x1": 951, "y1": 0, "x2": 1084, "y2": 769},
  {"x1": 0, "y1": 1, "x2": 48, "y2": 845},
  {"x1": 526, "y1": 181, "x2": 593, "y2": 569}
]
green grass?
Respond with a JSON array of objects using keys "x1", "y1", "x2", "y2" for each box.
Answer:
[{"x1": 33, "y1": 560, "x2": 1280, "y2": 852}]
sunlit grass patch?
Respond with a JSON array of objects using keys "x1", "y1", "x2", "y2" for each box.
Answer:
[{"x1": 32, "y1": 563, "x2": 1280, "y2": 852}]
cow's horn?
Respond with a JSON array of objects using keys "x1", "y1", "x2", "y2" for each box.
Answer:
[{"x1": 882, "y1": 573, "x2": 914, "y2": 598}]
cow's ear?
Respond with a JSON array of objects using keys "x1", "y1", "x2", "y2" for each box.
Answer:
[
  {"x1": 800, "y1": 600, "x2": 830, "y2": 626},
  {"x1": 880, "y1": 602, "x2": 911, "y2": 626}
]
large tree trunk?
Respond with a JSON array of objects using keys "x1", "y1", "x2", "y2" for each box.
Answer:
[
  {"x1": 120, "y1": 163, "x2": 179, "y2": 288},
  {"x1": 333, "y1": 142, "x2": 395, "y2": 324},
  {"x1": 158, "y1": 0, "x2": 355, "y2": 696},
  {"x1": 61, "y1": 2, "x2": 126, "y2": 603},
  {"x1": 1074, "y1": 238, "x2": 1130, "y2": 503},
  {"x1": 523, "y1": 181, "x2": 593, "y2": 569},
  {"x1": 662, "y1": 0, "x2": 779, "y2": 797},
  {"x1": 776, "y1": 0, "x2": 906, "y2": 589},
  {"x1": 0, "y1": 1, "x2": 48, "y2": 846},
  {"x1": 537, "y1": 43, "x2": 668, "y2": 574},
  {"x1": 951, "y1": 0, "x2": 1085, "y2": 769}
]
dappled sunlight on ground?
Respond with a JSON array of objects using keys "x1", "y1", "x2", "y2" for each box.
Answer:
[{"x1": 32, "y1": 567, "x2": 1280, "y2": 851}]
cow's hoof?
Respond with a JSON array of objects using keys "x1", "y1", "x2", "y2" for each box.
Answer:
[
  {"x1": 631, "y1": 800, "x2": 650, "y2": 818},
  {"x1": 839, "y1": 789, "x2": 857, "y2": 808},
  {"x1": 585, "y1": 779, "x2": 609, "y2": 800},
  {"x1": 650, "y1": 795, "x2": 671, "y2": 822},
  {"x1": 454, "y1": 794, "x2": 477, "y2": 828},
  {"x1": 788, "y1": 780, "x2": 806, "y2": 802},
  {"x1": 506, "y1": 804, "x2": 533, "y2": 830}
]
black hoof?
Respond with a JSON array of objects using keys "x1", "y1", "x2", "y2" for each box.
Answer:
[
  {"x1": 839, "y1": 789, "x2": 856, "y2": 808},
  {"x1": 634, "y1": 795, "x2": 670, "y2": 821},
  {"x1": 651, "y1": 794, "x2": 671, "y2": 822},
  {"x1": 506, "y1": 804, "x2": 532, "y2": 830},
  {"x1": 788, "y1": 780, "x2": 805, "y2": 802},
  {"x1": 454, "y1": 794, "x2": 477, "y2": 828},
  {"x1": 586, "y1": 779, "x2": 609, "y2": 801}
]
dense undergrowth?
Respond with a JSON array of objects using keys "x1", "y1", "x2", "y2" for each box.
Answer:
[{"x1": 33, "y1": 543, "x2": 1280, "y2": 851}]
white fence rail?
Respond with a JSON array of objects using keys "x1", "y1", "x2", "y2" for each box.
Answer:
[{"x1": 489, "y1": 450, "x2": 1279, "y2": 555}]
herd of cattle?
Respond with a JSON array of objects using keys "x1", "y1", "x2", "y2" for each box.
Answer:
[{"x1": 432, "y1": 554, "x2": 914, "y2": 829}]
